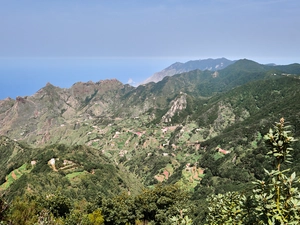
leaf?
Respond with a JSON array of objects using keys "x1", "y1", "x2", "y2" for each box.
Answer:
[
  {"x1": 268, "y1": 218, "x2": 273, "y2": 225},
  {"x1": 291, "y1": 172, "x2": 296, "y2": 181},
  {"x1": 264, "y1": 169, "x2": 270, "y2": 175}
]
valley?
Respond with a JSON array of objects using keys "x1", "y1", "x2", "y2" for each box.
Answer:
[{"x1": 1, "y1": 59, "x2": 300, "y2": 224}]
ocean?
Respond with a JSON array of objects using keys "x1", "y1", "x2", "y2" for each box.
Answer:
[{"x1": 0, "y1": 57, "x2": 178, "y2": 100}]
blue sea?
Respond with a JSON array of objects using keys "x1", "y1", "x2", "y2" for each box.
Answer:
[{"x1": 0, "y1": 57, "x2": 179, "y2": 100}]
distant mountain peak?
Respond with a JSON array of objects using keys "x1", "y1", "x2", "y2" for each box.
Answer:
[
  {"x1": 97, "y1": 78, "x2": 122, "y2": 85},
  {"x1": 46, "y1": 82, "x2": 54, "y2": 87},
  {"x1": 141, "y1": 58, "x2": 235, "y2": 84}
]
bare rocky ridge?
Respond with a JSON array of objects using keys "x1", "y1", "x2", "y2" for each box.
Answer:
[{"x1": 162, "y1": 92, "x2": 187, "y2": 123}]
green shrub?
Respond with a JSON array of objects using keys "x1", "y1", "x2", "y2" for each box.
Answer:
[{"x1": 206, "y1": 118, "x2": 300, "y2": 224}]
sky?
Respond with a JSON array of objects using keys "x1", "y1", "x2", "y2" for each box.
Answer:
[{"x1": 0, "y1": 0, "x2": 299, "y2": 99}]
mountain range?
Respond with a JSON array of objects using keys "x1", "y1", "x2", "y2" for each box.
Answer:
[
  {"x1": 141, "y1": 58, "x2": 236, "y2": 84},
  {"x1": 1, "y1": 58, "x2": 300, "y2": 223}
]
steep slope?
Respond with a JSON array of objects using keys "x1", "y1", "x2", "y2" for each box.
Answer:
[
  {"x1": 122, "y1": 75, "x2": 300, "y2": 186},
  {"x1": 141, "y1": 58, "x2": 235, "y2": 84},
  {"x1": 0, "y1": 80, "x2": 134, "y2": 146},
  {"x1": 0, "y1": 139, "x2": 143, "y2": 200},
  {"x1": 118, "y1": 59, "x2": 294, "y2": 121},
  {"x1": 0, "y1": 136, "x2": 34, "y2": 186}
]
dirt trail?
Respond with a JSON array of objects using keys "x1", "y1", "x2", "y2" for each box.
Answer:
[{"x1": 51, "y1": 164, "x2": 58, "y2": 172}]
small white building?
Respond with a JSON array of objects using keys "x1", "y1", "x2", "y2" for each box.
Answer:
[{"x1": 49, "y1": 158, "x2": 55, "y2": 165}]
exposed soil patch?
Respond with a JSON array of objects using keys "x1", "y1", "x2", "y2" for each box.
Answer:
[
  {"x1": 163, "y1": 170, "x2": 169, "y2": 180},
  {"x1": 11, "y1": 171, "x2": 17, "y2": 180},
  {"x1": 193, "y1": 171, "x2": 199, "y2": 180},
  {"x1": 154, "y1": 174, "x2": 164, "y2": 182}
]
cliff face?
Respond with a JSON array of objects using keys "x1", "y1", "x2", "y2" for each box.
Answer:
[{"x1": 162, "y1": 93, "x2": 187, "y2": 123}]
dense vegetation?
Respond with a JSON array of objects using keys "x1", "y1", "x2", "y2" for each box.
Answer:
[
  {"x1": 0, "y1": 118, "x2": 299, "y2": 224},
  {"x1": 206, "y1": 118, "x2": 300, "y2": 224}
]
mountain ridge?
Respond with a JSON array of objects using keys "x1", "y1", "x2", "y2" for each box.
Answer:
[
  {"x1": 0, "y1": 58, "x2": 299, "y2": 149},
  {"x1": 141, "y1": 57, "x2": 236, "y2": 84}
]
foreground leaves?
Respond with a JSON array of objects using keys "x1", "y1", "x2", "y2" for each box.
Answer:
[{"x1": 206, "y1": 119, "x2": 300, "y2": 224}]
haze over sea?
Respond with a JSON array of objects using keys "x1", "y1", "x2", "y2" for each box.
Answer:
[
  {"x1": 1, "y1": 1, "x2": 299, "y2": 100},
  {"x1": 1, "y1": 56, "x2": 298, "y2": 100},
  {"x1": 0, "y1": 57, "x2": 179, "y2": 100}
]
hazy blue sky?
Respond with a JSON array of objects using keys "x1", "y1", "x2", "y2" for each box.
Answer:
[{"x1": 0, "y1": 0, "x2": 299, "y2": 99}]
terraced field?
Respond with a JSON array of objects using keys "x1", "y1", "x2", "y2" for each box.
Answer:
[{"x1": 0, "y1": 163, "x2": 31, "y2": 190}]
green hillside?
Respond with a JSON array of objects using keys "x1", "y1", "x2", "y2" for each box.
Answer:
[{"x1": 0, "y1": 59, "x2": 300, "y2": 224}]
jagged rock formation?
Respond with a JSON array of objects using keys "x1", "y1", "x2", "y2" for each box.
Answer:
[
  {"x1": 0, "y1": 79, "x2": 134, "y2": 145},
  {"x1": 162, "y1": 93, "x2": 187, "y2": 123}
]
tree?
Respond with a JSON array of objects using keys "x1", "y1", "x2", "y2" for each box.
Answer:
[
  {"x1": 101, "y1": 192, "x2": 136, "y2": 225},
  {"x1": 206, "y1": 191, "x2": 249, "y2": 225},
  {"x1": 88, "y1": 208, "x2": 105, "y2": 225},
  {"x1": 0, "y1": 195, "x2": 9, "y2": 222},
  {"x1": 252, "y1": 118, "x2": 300, "y2": 224},
  {"x1": 38, "y1": 190, "x2": 72, "y2": 218},
  {"x1": 100, "y1": 184, "x2": 192, "y2": 225},
  {"x1": 206, "y1": 118, "x2": 300, "y2": 224},
  {"x1": 134, "y1": 184, "x2": 192, "y2": 224},
  {"x1": 6, "y1": 195, "x2": 40, "y2": 225},
  {"x1": 169, "y1": 209, "x2": 193, "y2": 225}
]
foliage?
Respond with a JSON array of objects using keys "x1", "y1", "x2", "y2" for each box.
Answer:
[
  {"x1": 38, "y1": 190, "x2": 72, "y2": 218},
  {"x1": 264, "y1": 118, "x2": 297, "y2": 170},
  {"x1": 101, "y1": 184, "x2": 192, "y2": 225},
  {"x1": 252, "y1": 118, "x2": 300, "y2": 224},
  {"x1": 135, "y1": 184, "x2": 192, "y2": 224},
  {"x1": 3, "y1": 193, "x2": 96, "y2": 225},
  {"x1": 35, "y1": 209, "x2": 60, "y2": 225},
  {"x1": 206, "y1": 118, "x2": 300, "y2": 224},
  {"x1": 0, "y1": 195, "x2": 8, "y2": 222},
  {"x1": 101, "y1": 192, "x2": 136, "y2": 225},
  {"x1": 206, "y1": 192, "x2": 249, "y2": 224},
  {"x1": 87, "y1": 208, "x2": 104, "y2": 225},
  {"x1": 6, "y1": 195, "x2": 40, "y2": 225},
  {"x1": 169, "y1": 209, "x2": 193, "y2": 225}
]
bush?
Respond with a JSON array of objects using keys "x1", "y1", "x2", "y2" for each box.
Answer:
[{"x1": 206, "y1": 118, "x2": 300, "y2": 224}]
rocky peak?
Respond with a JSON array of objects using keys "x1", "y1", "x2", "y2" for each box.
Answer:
[
  {"x1": 16, "y1": 96, "x2": 26, "y2": 103},
  {"x1": 162, "y1": 92, "x2": 187, "y2": 123},
  {"x1": 96, "y1": 79, "x2": 123, "y2": 87},
  {"x1": 46, "y1": 82, "x2": 54, "y2": 87},
  {"x1": 212, "y1": 71, "x2": 219, "y2": 78}
]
